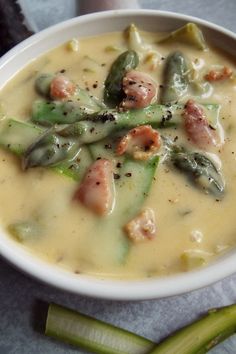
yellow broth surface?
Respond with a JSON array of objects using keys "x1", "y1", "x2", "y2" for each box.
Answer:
[{"x1": 0, "y1": 28, "x2": 236, "y2": 279}]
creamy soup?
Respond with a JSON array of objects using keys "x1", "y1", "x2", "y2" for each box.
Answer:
[{"x1": 0, "y1": 23, "x2": 235, "y2": 279}]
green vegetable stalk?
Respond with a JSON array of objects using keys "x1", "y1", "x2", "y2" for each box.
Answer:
[
  {"x1": 45, "y1": 303, "x2": 236, "y2": 354},
  {"x1": 170, "y1": 146, "x2": 225, "y2": 197},
  {"x1": 32, "y1": 101, "x2": 220, "y2": 132},
  {"x1": 0, "y1": 119, "x2": 92, "y2": 181},
  {"x1": 161, "y1": 51, "x2": 189, "y2": 104},
  {"x1": 46, "y1": 303, "x2": 155, "y2": 354},
  {"x1": 150, "y1": 305, "x2": 236, "y2": 354},
  {"x1": 104, "y1": 50, "x2": 139, "y2": 107}
]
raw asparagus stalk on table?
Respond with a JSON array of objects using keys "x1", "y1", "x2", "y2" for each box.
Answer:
[{"x1": 45, "y1": 303, "x2": 236, "y2": 354}]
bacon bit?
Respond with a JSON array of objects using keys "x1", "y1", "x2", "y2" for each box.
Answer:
[
  {"x1": 125, "y1": 208, "x2": 156, "y2": 242},
  {"x1": 74, "y1": 159, "x2": 114, "y2": 216},
  {"x1": 205, "y1": 66, "x2": 233, "y2": 82},
  {"x1": 121, "y1": 70, "x2": 157, "y2": 109},
  {"x1": 116, "y1": 125, "x2": 161, "y2": 160},
  {"x1": 50, "y1": 75, "x2": 76, "y2": 99},
  {"x1": 183, "y1": 99, "x2": 219, "y2": 149}
]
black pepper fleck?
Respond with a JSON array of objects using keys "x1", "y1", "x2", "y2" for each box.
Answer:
[{"x1": 93, "y1": 112, "x2": 116, "y2": 123}]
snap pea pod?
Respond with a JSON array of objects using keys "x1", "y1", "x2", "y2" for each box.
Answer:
[
  {"x1": 161, "y1": 51, "x2": 189, "y2": 104},
  {"x1": 89, "y1": 139, "x2": 159, "y2": 264},
  {"x1": 0, "y1": 119, "x2": 92, "y2": 181},
  {"x1": 104, "y1": 50, "x2": 139, "y2": 107},
  {"x1": 32, "y1": 92, "x2": 103, "y2": 126},
  {"x1": 158, "y1": 22, "x2": 207, "y2": 50},
  {"x1": 35, "y1": 73, "x2": 103, "y2": 115},
  {"x1": 0, "y1": 119, "x2": 43, "y2": 155}
]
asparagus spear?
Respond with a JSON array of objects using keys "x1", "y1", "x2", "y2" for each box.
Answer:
[
  {"x1": 149, "y1": 305, "x2": 236, "y2": 354},
  {"x1": 0, "y1": 101, "x2": 220, "y2": 172},
  {"x1": 104, "y1": 50, "x2": 139, "y2": 107},
  {"x1": 45, "y1": 303, "x2": 236, "y2": 354},
  {"x1": 170, "y1": 146, "x2": 225, "y2": 197},
  {"x1": 46, "y1": 303, "x2": 155, "y2": 354},
  {"x1": 0, "y1": 119, "x2": 92, "y2": 181},
  {"x1": 32, "y1": 101, "x2": 220, "y2": 131},
  {"x1": 35, "y1": 73, "x2": 54, "y2": 97},
  {"x1": 161, "y1": 51, "x2": 189, "y2": 104},
  {"x1": 22, "y1": 128, "x2": 80, "y2": 169},
  {"x1": 162, "y1": 136, "x2": 224, "y2": 197}
]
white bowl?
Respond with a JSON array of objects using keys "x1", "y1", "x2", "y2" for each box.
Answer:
[{"x1": 0, "y1": 10, "x2": 235, "y2": 300}]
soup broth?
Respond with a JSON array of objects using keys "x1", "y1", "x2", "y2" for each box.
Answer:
[{"x1": 0, "y1": 24, "x2": 235, "y2": 279}]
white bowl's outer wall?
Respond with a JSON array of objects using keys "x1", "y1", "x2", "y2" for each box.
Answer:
[{"x1": 0, "y1": 10, "x2": 236, "y2": 300}]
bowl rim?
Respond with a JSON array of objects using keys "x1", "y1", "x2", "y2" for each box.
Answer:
[{"x1": 0, "y1": 9, "x2": 236, "y2": 300}]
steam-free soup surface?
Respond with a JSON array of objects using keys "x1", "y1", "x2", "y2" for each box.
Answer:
[{"x1": 0, "y1": 26, "x2": 235, "y2": 279}]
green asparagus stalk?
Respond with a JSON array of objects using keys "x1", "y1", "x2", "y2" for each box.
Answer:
[
  {"x1": 170, "y1": 145, "x2": 225, "y2": 197},
  {"x1": 104, "y1": 50, "x2": 139, "y2": 107},
  {"x1": 45, "y1": 303, "x2": 236, "y2": 354},
  {"x1": 149, "y1": 305, "x2": 236, "y2": 354},
  {"x1": 0, "y1": 119, "x2": 92, "y2": 181},
  {"x1": 46, "y1": 303, "x2": 155, "y2": 354},
  {"x1": 161, "y1": 51, "x2": 189, "y2": 104},
  {"x1": 32, "y1": 101, "x2": 220, "y2": 132}
]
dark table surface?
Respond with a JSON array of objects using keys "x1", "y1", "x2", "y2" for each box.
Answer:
[{"x1": 1, "y1": 1, "x2": 236, "y2": 353}]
